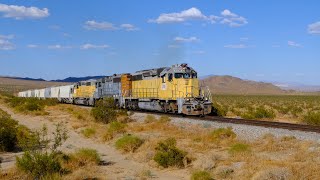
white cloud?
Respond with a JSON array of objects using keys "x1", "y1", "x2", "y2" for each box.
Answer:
[
  {"x1": 84, "y1": 20, "x2": 117, "y2": 31},
  {"x1": 80, "y1": 43, "x2": 109, "y2": 50},
  {"x1": 0, "y1": 3, "x2": 49, "y2": 19},
  {"x1": 148, "y1": 7, "x2": 207, "y2": 24},
  {"x1": 0, "y1": 34, "x2": 14, "y2": 50},
  {"x1": 220, "y1": 9, "x2": 248, "y2": 27},
  {"x1": 308, "y1": 21, "x2": 320, "y2": 34},
  {"x1": 224, "y1": 44, "x2": 248, "y2": 49},
  {"x1": 174, "y1": 36, "x2": 199, "y2": 43},
  {"x1": 120, "y1": 24, "x2": 139, "y2": 31},
  {"x1": 148, "y1": 7, "x2": 247, "y2": 27},
  {"x1": 27, "y1": 44, "x2": 38, "y2": 48},
  {"x1": 288, "y1": 41, "x2": 302, "y2": 47},
  {"x1": 48, "y1": 45, "x2": 72, "y2": 49}
]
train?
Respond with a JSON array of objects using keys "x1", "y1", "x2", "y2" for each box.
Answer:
[{"x1": 18, "y1": 64, "x2": 212, "y2": 116}]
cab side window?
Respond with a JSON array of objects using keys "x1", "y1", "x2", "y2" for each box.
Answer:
[
  {"x1": 168, "y1": 73, "x2": 173, "y2": 82},
  {"x1": 161, "y1": 74, "x2": 166, "y2": 83}
]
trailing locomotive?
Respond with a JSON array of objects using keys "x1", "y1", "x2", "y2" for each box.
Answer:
[{"x1": 18, "y1": 64, "x2": 212, "y2": 116}]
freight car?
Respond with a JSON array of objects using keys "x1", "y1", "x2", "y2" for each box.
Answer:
[{"x1": 18, "y1": 64, "x2": 212, "y2": 116}]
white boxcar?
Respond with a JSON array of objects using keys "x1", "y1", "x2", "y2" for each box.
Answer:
[
  {"x1": 39, "y1": 89, "x2": 45, "y2": 99},
  {"x1": 44, "y1": 88, "x2": 51, "y2": 98},
  {"x1": 18, "y1": 92, "x2": 23, "y2": 97},
  {"x1": 59, "y1": 85, "x2": 74, "y2": 103},
  {"x1": 27, "y1": 90, "x2": 32, "y2": 97},
  {"x1": 34, "y1": 89, "x2": 40, "y2": 98},
  {"x1": 51, "y1": 86, "x2": 60, "y2": 98}
]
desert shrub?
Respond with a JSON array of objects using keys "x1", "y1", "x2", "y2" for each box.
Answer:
[
  {"x1": 16, "y1": 151, "x2": 62, "y2": 178},
  {"x1": 159, "y1": 115, "x2": 171, "y2": 123},
  {"x1": 103, "y1": 121, "x2": 127, "y2": 141},
  {"x1": 191, "y1": 170, "x2": 213, "y2": 180},
  {"x1": 211, "y1": 102, "x2": 227, "y2": 116},
  {"x1": 5, "y1": 97, "x2": 58, "y2": 114},
  {"x1": 81, "y1": 128, "x2": 96, "y2": 138},
  {"x1": 115, "y1": 134, "x2": 143, "y2": 153},
  {"x1": 91, "y1": 98, "x2": 117, "y2": 124},
  {"x1": 16, "y1": 123, "x2": 68, "y2": 179},
  {"x1": 242, "y1": 106, "x2": 275, "y2": 120},
  {"x1": 67, "y1": 148, "x2": 101, "y2": 168},
  {"x1": 303, "y1": 112, "x2": 320, "y2": 126},
  {"x1": 0, "y1": 109, "x2": 18, "y2": 152},
  {"x1": 229, "y1": 143, "x2": 250, "y2": 155},
  {"x1": 210, "y1": 128, "x2": 236, "y2": 142},
  {"x1": 144, "y1": 114, "x2": 157, "y2": 123},
  {"x1": 153, "y1": 138, "x2": 189, "y2": 168}
]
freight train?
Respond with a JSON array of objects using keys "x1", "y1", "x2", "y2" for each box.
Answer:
[{"x1": 18, "y1": 64, "x2": 212, "y2": 116}]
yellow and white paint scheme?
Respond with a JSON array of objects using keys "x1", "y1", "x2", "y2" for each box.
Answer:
[{"x1": 73, "y1": 84, "x2": 96, "y2": 98}]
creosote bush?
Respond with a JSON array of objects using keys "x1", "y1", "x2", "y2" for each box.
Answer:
[
  {"x1": 144, "y1": 114, "x2": 157, "y2": 123},
  {"x1": 228, "y1": 143, "x2": 251, "y2": 155},
  {"x1": 91, "y1": 98, "x2": 117, "y2": 124},
  {"x1": 191, "y1": 170, "x2": 213, "y2": 180},
  {"x1": 0, "y1": 109, "x2": 32, "y2": 152},
  {"x1": 115, "y1": 134, "x2": 143, "y2": 153},
  {"x1": 210, "y1": 128, "x2": 236, "y2": 142},
  {"x1": 4, "y1": 97, "x2": 58, "y2": 114},
  {"x1": 153, "y1": 138, "x2": 189, "y2": 168},
  {"x1": 159, "y1": 115, "x2": 171, "y2": 123},
  {"x1": 242, "y1": 106, "x2": 275, "y2": 120},
  {"x1": 81, "y1": 127, "x2": 96, "y2": 138},
  {"x1": 66, "y1": 148, "x2": 101, "y2": 169},
  {"x1": 103, "y1": 121, "x2": 127, "y2": 141},
  {"x1": 16, "y1": 123, "x2": 68, "y2": 179},
  {"x1": 303, "y1": 112, "x2": 320, "y2": 126}
]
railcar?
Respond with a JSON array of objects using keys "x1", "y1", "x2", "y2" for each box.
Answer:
[
  {"x1": 58, "y1": 85, "x2": 74, "y2": 103},
  {"x1": 39, "y1": 89, "x2": 45, "y2": 99},
  {"x1": 119, "y1": 64, "x2": 212, "y2": 115},
  {"x1": 73, "y1": 79, "x2": 96, "y2": 105}
]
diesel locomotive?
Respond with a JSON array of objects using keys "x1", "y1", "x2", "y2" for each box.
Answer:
[{"x1": 18, "y1": 64, "x2": 212, "y2": 116}]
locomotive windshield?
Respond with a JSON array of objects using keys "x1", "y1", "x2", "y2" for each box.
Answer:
[{"x1": 174, "y1": 72, "x2": 197, "y2": 79}]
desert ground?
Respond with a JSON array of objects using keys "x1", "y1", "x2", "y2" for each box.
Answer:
[{"x1": 1, "y1": 96, "x2": 320, "y2": 179}]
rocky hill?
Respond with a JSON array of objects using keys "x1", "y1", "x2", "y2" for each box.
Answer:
[{"x1": 200, "y1": 75, "x2": 292, "y2": 95}]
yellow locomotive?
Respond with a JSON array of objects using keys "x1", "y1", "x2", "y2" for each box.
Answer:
[{"x1": 122, "y1": 63, "x2": 212, "y2": 116}]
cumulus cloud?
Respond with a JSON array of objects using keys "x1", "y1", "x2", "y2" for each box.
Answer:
[
  {"x1": 120, "y1": 24, "x2": 139, "y2": 31},
  {"x1": 0, "y1": 34, "x2": 14, "y2": 50},
  {"x1": 174, "y1": 36, "x2": 199, "y2": 43},
  {"x1": 80, "y1": 43, "x2": 109, "y2": 50},
  {"x1": 288, "y1": 41, "x2": 302, "y2": 47},
  {"x1": 220, "y1": 9, "x2": 248, "y2": 27},
  {"x1": 308, "y1": 21, "x2": 320, "y2": 34},
  {"x1": 84, "y1": 20, "x2": 117, "y2": 30},
  {"x1": 0, "y1": 3, "x2": 49, "y2": 19},
  {"x1": 148, "y1": 7, "x2": 207, "y2": 24},
  {"x1": 148, "y1": 7, "x2": 247, "y2": 27},
  {"x1": 48, "y1": 45, "x2": 72, "y2": 49},
  {"x1": 224, "y1": 44, "x2": 248, "y2": 49}
]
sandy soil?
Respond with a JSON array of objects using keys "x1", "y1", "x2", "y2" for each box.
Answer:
[{"x1": 0, "y1": 104, "x2": 188, "y2": 179}]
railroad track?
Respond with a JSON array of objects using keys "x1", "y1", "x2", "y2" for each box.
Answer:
[
  {"x1": 141, "y1": 111, "x2": 320, "y2": 133},
  {"x1": 75, "y1": 105, "x2": 320, "y2": 133}
]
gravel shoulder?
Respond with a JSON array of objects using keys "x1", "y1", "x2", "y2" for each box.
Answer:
[{"x1": 131, "y1": 112, "x2": 320, "y2": 143}]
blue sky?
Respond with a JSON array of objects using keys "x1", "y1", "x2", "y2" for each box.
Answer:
[{"x1": 0, "y1": 0, "x2": 319, "y2": 85}]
